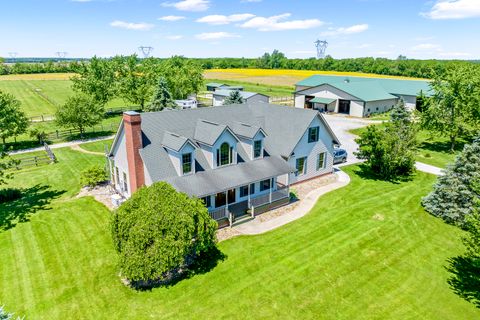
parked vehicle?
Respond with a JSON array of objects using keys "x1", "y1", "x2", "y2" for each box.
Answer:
[{"x1": 333, "y1": 148, "x2": 348, "y2": 164}]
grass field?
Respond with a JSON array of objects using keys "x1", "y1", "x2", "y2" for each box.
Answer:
[
  {"x1": 78, "y1": 139, "x2": 113, "y2": 154},
  {"x1": 0, "y1": 144, "x2": 478, "y2": 318},
  {"x1": 204, "y1": 78, "x2": 293, "y2": 97},
  {"x1": 204, "y1": 68, "x2": 427, "y2": 87},
  {"x1": 0, "y1": 74, "x2": 128, "y2": 118}
]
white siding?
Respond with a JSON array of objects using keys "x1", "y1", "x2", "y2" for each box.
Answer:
[
  {"x1": 396, "y1": 95, "x2": 417, "y2": 111},
  {"x1": 213, "y1": 95, "x2": 225, "y2": 106},
  {"x1": 288, "y1": 116, "x2": 334, "y2": 184},
  {"x1": 350, "y1": 101, "x2": 365, "y2": 118},
  {"x1": 166, "y1": 142, "x2": 196, "y2": 176},
  {"x1": 364, "y1": 99, "x2": 398, "y2": 116},
  {"x1": 111, "y1": 128, "x2": 130, "y2": 197},
  {"x1": 294, "y1": 94, "x2": 306, "y2": 109}
]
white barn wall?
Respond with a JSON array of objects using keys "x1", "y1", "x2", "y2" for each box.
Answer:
[{"x1": 365, "y1": 99, "x2": 398, "y2": 116}]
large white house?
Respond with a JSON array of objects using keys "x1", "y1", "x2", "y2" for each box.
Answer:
[
  {"x1": 108, "y1": 103, "x2": 339, "y2": 227},
  {"x1": 294, "y1": 75, "x2": 431, "y2": 117}
]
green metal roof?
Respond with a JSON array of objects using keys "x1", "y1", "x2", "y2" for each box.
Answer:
[
  {"x1": 309, "y1": 97, "x2": 336, "y2": 104},
  {"x1": 296, "y1": 75, "x2": 432, "y2": 98}
]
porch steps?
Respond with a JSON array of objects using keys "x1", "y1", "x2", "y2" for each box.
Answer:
[{"x1": 232, "y1": 214, "x2": 254, "y2": 227}]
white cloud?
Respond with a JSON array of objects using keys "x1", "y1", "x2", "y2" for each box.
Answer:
[
  {"x1": 438, "y1": 51, "x2": 472, "y2": 57},
  {"x1": 197, "y1": 14, "x2": 255, "y2": 25},
  {"x1": 166, "y1": 35, "x2": 184, "y2": 40},
  {"x1": 195, "y1": 32, "x2": 240, "y2": 40},
  {"x1": 162, "y1": 0, "x2": 209, "y2": 12},
  {"x1": 110, "y1": 20, "x2": 154, "y2": 31},
  {"x1": 320, "y1": 24, "x2": 369, "y2": 36},
  {"x1": 240, "y1": 13, "x2": 324, "y2": 31},
  {"x1": 422, "y1": 0, "x2": 480, "y2": 19},
  {"x1": 412, "y1": 43, "x2": 441, "y2": 51},
  {"x1": 158, "y1": 15, "x2": 186, "y2": 21}
]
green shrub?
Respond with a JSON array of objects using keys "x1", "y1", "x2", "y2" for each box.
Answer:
[
  {"x1": 0, "y1": 188, "x2": 22, "y2": 203},
  {"x1": 80, "y1": 166, "x2": 106, "y2": 188},
  {"x1": 111, "y1": 182, "x2": 217, "y2": 286}
]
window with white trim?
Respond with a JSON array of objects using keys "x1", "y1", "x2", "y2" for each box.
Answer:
[
  {"x1": 253, "y1": 140, "x2": 262, "y2": 158},
  {"x1": 296, "y1": 157, "x2": 307, "y2": 176},
  {"x1": 182, "y1": 153, "x2": 192, "y2": 175},
  {"x1": 317, "y1": 152, "x2": 326, "y2": 170}
]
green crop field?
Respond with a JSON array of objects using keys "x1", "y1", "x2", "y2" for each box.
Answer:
[
  {"x1": 0, "y1": 145, "x2": 477, "y2": 319},
  {"x1": 0, "y1": 76, "x2": 128, "y2": 118}
]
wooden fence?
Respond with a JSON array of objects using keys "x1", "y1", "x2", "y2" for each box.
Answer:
[
  {"x1": 28, "y1": 106, "x2": 138, "y2": 123},
  {"x1": 45, "y1": 122, "x2": 118, "y2": 141},
  {"x1": 13, "y1": 143, "x2": 56, "y2": 170}
]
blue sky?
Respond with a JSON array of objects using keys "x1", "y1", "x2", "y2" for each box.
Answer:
[{"x1": 1, "y1": 0, "x2": 479, "y2": 59}]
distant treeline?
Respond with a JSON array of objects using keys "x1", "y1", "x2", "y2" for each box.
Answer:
[{"x1": 1, "y1": 52, "x2": 479, "y2": 79}]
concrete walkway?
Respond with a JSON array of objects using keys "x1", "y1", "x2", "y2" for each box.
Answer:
[
  {"x1": 415, "y1": 161, "x2": 444, "y2": 176},
  {"x1": 9, "y1": 135, "x2": 114, "y2": 155},
  {"x1": 233, "y1": 170, "x2": 351, "y2": 235}
]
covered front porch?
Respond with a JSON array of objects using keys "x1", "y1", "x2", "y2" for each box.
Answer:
[{"x1": 207, "y1": 175, "x2": 291, "y2": 227}]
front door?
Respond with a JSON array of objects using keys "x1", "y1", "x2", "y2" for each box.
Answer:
[
  {"x1": 227, "y1": 189, "x2": 236, "y2": 204},
  {"x1": 338, "y1": 100, "x2": 351, "y2": 114}
]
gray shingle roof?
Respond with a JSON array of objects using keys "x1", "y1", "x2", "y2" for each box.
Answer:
[
  {"x1": 127, "y1": 103, "x2": 339, "y2": 194},
  {"x1": 231, "y1": 121, "x2": 264, "y2": 139},
  {"x1": 161, "y1": 131, "x2": 191, "y2": 152},
  {"x1": 164, "y1": 155, "x2": 295, "y2": 198},
  {"x1": 194, "y1": 119, "x2": 229, "y2": 146}
]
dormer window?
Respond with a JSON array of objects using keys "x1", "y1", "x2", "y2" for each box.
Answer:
[
  {"x1": 253, "y1": 140, "x2": 263, "y2": 158},
  {"x1": 182, "y1": 153, "x2": 192, "y2": 174},
  {"x1": 217, "y1": 142, "x2": 233, "y2": 166}
]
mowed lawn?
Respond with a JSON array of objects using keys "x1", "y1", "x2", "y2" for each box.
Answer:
[
  {"x1": 0, "y1": 143, "x2": 477, "y2": 319},
  {"x1": 0, "y1": 75, "x2": 128, "y2": 118}
]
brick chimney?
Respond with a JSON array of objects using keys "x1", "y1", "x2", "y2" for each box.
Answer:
[{"x1": 123, "y1": 111, "x2": 145, "y2": 193}]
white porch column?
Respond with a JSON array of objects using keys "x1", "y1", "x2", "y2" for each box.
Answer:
[
  {"x1": 269, "y1": 180, "x2": 273, "y2": 203},
  {"x1": 248, "y1": 184, "x2": 251, "y2": 208}
]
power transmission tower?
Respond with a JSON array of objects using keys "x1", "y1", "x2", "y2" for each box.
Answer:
[
  {"x1": 138, "y1": 46, "x2": 154, "y2": 58},
  {"x1": 8, "y1": 52, "x2": 18, "y2": 63},
  {"x1": 55, "y1": 51, "x2": 68, "y2": 61},
  {"x1": 314, "y1": 40, "x2": 328, "y2": 59}
]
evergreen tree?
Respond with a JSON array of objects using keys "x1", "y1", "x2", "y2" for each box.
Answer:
[
  {"x1": 422, "y1": 137, "x2": 480, "y2": 226},
  {"x1": 223, "y1": 90, "x2": 245, "y2": 105},
  {"x1": 145, "y1": 77, "x2": 177, "y2": 112},
  {"x1": 390, "y1": 99, "x2": 411, "y2": 125}
]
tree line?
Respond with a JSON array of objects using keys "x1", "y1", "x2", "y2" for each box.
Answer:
[{"x1": 2, "y1": 51, "x2": 480, "y2": 79}]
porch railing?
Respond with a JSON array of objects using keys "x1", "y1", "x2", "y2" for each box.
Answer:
[
  {"x1": 209, "y1": 206, "x2": 228, "y2": 221},
  {"x1": 250, "y1": 187, "x2": 289, "y2": 208}
]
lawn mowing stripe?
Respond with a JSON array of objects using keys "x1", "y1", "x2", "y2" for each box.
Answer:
[{"x1": 9, "y1": 224, "x2": 35, "y2": 314}]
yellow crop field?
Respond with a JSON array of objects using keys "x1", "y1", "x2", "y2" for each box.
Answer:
[
  {"x1": 0, "y1": 73, "x2": 74, "y2": 81},
  {"x1": 204, "y1": 68, "x2": 426, "y2": 87}
]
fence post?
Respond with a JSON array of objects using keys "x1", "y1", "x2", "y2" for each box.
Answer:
[
  {"x1": 56, "y1": 130, "x2": 59, "y2": 139},
  {"x1": 34, "y1": 156, "x2": 38, "y2": 166},
  {"x1": 41, "y1": 115, "x2": 44, "y2": 122},
  {"x1": 69, "y1": 129, "x2": 72, "y2": 136}
]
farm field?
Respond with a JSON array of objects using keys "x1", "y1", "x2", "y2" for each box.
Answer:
[
  {"x1": 0, "y1": 74, "x2": 127, "y2": 118},
  {"x1": 0, "y1": 144, "x2": 477, "y2": 319},
  {"x1": 204, "y1": 68, "x2": 427, "y2": 87}
]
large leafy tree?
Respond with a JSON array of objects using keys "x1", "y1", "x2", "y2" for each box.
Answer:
[
  {"x1": 0, "y1": 90, "x2": 29, "y2": 144},
  {"x1": 116, "y1": 55, "x2": 158, "y2": 110},
  {"x1": 111, "y1": 182, "x2": 217, "y2": 284},
  {"x1": 0, "y1": 150, "x2": 18, "y2": 186},
  {"x1": 55, "y1": 94, "x2": 104, "y2": 137},
  {"x1": 422, "y1": 137, "x2": 480, "y2": 226},
  {"x1": 159, "y1": 56, "x2": 203, "y2": 100},
  {"x1": 223, "y1": 90, "x2": 245, "y2": 105},
  {"x1": 355, "y1": 101, "x2": 417, "y2": 180},
  {"x1": 421, "y1": 65, "x2": 480, "y2": 152},
  {"x1": 71, "y1": 56, "x2": 118, "y2": 105},
  {"x1": 144, "y1": 77, "x2": 177, "y2": 112}
]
